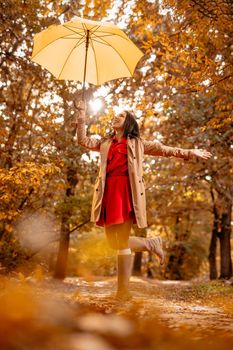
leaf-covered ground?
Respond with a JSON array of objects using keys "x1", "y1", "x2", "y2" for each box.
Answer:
[
  {"x1": 34, "y1": 276, "x2": 233, "y2": 331},
  {"x1": 0, "y1": 274, "x2": 233, "y2": 349}
]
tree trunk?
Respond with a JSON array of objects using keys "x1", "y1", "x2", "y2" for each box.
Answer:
[
  {"x1": 131, "y1": 226, "x2": 147, "y2": 275},
  {"x1": 48, "y1": 250, "x2": 56, "y2": 273},
  {"x1": 147, "y1": 253, "x2": 154, "y2": 278},
  {"x1": 132, "y1": 252, "x2": 142, "y2": 275},
  {"x1": 53, "y1": 213, "x2": 70, "y2": 279},
  {"x1": 53, "y1": 166, "x2": 78, "y2": 279},
  {"x1": 208, "y1": 228, "x2": 218, "y2": 279},
  {"x1": 208, "y1": 191, "x2": 219, "y2": 280},
  {"x1": 219, "y1": 198, "x2": 232, "y2": 279},
  {"x1": 3, "y1": 117, "x2": 22, "y2": 169}
]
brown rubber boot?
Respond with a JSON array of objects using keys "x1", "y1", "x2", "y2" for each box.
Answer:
[{"x1": 115, "y1": 253, "x2": 133, "y2": 301}]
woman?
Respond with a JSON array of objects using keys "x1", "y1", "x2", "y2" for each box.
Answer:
[{"x1": 74, "y1": 100, "x2": 212, "y2": 301}]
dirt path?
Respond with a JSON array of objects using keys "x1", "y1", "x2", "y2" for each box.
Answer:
[{"x1": 35, "y1": 276, "x2": 233, "y2": 334}]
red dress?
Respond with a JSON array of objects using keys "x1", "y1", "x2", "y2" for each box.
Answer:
[{"x1": 96, "y1": 135, "x2": 136, "y2": 226}]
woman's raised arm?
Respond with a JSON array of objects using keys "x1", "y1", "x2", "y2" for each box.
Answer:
[
  {"x1": 74, "y1": 100, "x2": 101, "y2": 152},
  {"x1": 142, "y1": 139, "x2": 212, "y2": 161}
]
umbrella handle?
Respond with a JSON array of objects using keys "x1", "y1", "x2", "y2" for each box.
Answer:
[{"x1": 82, "y1": 29, "x2": 90, "y2": 101}]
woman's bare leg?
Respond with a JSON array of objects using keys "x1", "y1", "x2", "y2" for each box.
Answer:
[
  {"x1": 105, "y1": 224, "x2": 164, "y2": 265},
  {"x1": 104, "y1": 224, "x2": 118, "y2": 250},
  {"x1": 128, "y1": 236, "x2": 147, "y2": 251},
  {"x1": 129, "y1": 236, "x2": 165, "y2": 265},
  {"x1": 104, "y1": 218, "x2": 133, "y2": 250}
]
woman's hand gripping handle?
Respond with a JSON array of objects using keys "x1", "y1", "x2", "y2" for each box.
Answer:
[{"x1": 71, "y1": 100, "x2": 87, "y2": 128}]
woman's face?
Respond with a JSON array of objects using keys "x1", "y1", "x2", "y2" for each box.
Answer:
[{"x1": 112, "y1": 111, "x2": 127, "y2": 131}]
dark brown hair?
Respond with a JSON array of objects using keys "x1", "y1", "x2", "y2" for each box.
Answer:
[
  {"x1": 109, "y1": 111, "x2": 140, "y2": 139},
  {"x1": 122, "y1": 111, "x2": 140, "y2": 139}
]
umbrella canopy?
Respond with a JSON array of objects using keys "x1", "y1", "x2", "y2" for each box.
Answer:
[{"x1": 31, "y1": 16, "x2": 144, "y2": 88}]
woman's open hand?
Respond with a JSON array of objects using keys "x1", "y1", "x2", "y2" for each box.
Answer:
[{"x1": 191, "y1": 149, "x2": 213, "y2": 160}]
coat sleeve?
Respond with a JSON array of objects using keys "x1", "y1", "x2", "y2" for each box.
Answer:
[
  {"x1": 142, "y1": 139, "x2": 194, "y2": 160},
  {"x1": 75, "y1": 112, "x2": 101, "y2": 152}
]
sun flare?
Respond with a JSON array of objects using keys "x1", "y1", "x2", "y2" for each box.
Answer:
[{"x1": 89, "y1": 99, "x2": 103, "y2": 113}]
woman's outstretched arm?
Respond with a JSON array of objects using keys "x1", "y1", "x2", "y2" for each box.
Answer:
[
  {"x1": 142, "y1": 139, "x2": 212, "y2": 160},
  {"x1": 74, "y1": 100, "x2": 101, "y2": 152}
]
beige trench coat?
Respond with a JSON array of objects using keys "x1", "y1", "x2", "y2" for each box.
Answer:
[{"x1": 76, "y1": 116, "x2": 193, "y2": 228}]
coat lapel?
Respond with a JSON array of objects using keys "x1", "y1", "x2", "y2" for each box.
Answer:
[
  {"x1": 126, "y1": 135, "x2": 135, "y2": 156},
  {"x1": 91, "y1": 135, "x2": 147, "y2": 228},
  {"x1": 100, "y1": 138, "x2": 112, "y2": 170}
]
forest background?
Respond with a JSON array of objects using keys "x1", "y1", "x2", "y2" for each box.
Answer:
[{"x1": 0, "y1": 0, "x2": 232, "y2": 283}]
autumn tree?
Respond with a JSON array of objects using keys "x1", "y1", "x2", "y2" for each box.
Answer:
[
  {"x1": 1, "y1": 0, "x2": 232, "y2": 280},
  {"x1": 0, "y1": 0, "x2": 96, "y2": 273},
  {"x1": 90, "y1": 0, "x2": 233, "y2": 279}
]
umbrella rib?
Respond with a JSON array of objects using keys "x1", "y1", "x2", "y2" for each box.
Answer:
[
  {"x1": 82, "y1": 22, "x2": 90, "y2": 34},
  {"x1": 91, "y1": 38, "x2": 111, "y2": 47},
  {"x1": 91, "y1": 36, "x2": 133, "y2": 76},
  {"x1": 91, "y1": 31, "x2": 131, "y2": 44},
  {"x1": 58, "y1": 37, "x2": 86, "y2": 79},
  {"x1": 82, "y1": 23, "x2": 102, "y2": 35},
  {"x1": 31, "y1": 33, "x2": 86, "y2": 60},
  {"x1": 92, "y1": 33, "x2": 121, "y2": 38},
  {"x1": 89, "y1": 38, "x2": 99, "y2": 85},
  {"x1": 82, "y1": 22, "x2": 87, "y2": 32},
  {"x1": 62, "y1": 36, "x2": 84, "y2": 39},
  {"x1": 89, "y1": 25, "x2": 101, "y2": 34},
  {"x1": 67, "y1": 22, "x2": 130, "y2": 41},
  {"x1": 91, "y1": 30, "x2": 130, "y2": 41},
  {"x1": 67, "y1": 23, "x2": 100, "y2": 33},
  {"x1": 63, "y1": 24, "x2": 86, "y2": 38}
]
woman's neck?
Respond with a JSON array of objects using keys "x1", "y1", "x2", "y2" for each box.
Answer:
[{"x1": 115, "y1": 130, "x2": 123, "y2": 141}]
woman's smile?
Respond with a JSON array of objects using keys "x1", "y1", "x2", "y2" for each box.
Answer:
[{"x1": 112, "y1": 112, "x2": 127, "y2": 129}]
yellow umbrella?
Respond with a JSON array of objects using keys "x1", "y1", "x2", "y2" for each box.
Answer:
[{"x1": 31, "y1": 16, "x2": 144, "y2": 99}]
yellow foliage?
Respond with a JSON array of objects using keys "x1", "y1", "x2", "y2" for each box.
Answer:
[
  {"x1": 5, "y1": 224, "x2": 13, "y2": 233},
  {"x1": 163, "y1": 100, "x2": 172, "y2": 109},
  {"x1": 0, "y1": 162, "x2": 61, "y2": 233}
]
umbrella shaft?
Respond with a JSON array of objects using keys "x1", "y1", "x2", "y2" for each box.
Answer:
[{"x1": 82, "y1": 30, "x2": 90, "y2": 100}]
